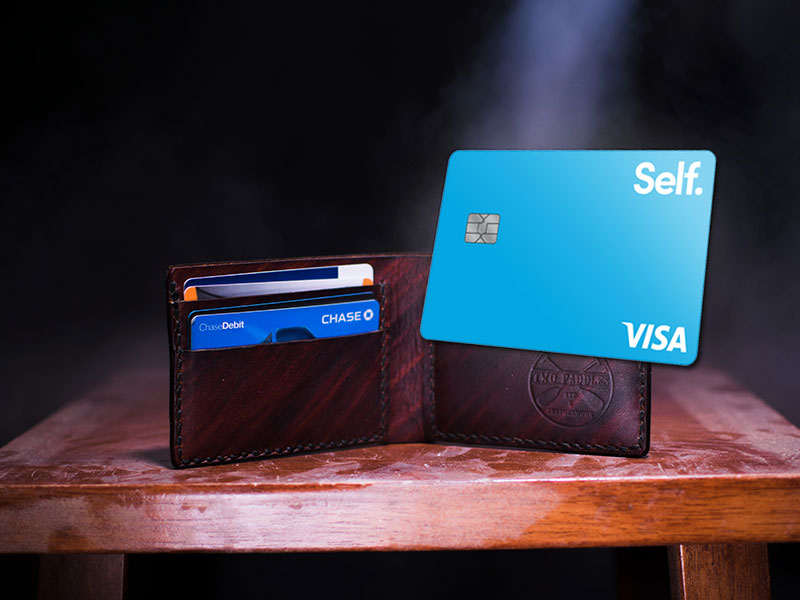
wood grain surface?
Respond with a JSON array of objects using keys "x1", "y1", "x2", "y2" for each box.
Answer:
[
  {"x1": 38, "y1": 554, "x2": 125, "y2": 600},
  {"x1": 0, "y1": 365, "x2": 798, "y2": 553},
  {"x1": 668, "y1": 543, "x2": 770, "y2": 600}
]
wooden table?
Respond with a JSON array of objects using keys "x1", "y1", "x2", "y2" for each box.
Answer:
[{"x1": 1, "y1": 365, "x2": 798, "y2": 599}]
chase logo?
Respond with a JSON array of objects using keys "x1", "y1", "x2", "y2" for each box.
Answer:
[
  {"x1": 321, "y1": 308, "x2": 375, "y2": 325},
  {"x1": 465, "y1": 213, "x2": 500, "y2": 244},
  {"x1": 634, "y1": 161, "x2": 703, "y2": 196}
]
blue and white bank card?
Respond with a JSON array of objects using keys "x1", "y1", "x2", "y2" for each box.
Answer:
[
  {"x1": 420, "y1": 150, "x2": 716, "y2": 366},
  {"x1": 190, "y1": 298, "x2": 380, "y2": 350},
  {"x1": 183, "y1": 263, "x2": 373, "y2": 301}
]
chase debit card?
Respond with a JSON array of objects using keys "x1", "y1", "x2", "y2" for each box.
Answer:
[
  {"x1": 191, "y1": 298, "x2": 380, "y2": 350},
  {"x1": 420, "y1": 150, "x2": 716, "y2": 366}
]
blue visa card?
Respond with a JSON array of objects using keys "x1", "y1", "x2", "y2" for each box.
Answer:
[
  {"x1": 420, "y1": 150, "x2": 716, "y2": 366},
  {"x1": 190, "y1": 297, "x2": 380, "y2": 350}
]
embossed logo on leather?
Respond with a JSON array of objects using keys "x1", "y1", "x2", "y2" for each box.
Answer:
[
  {"x1": 529, "y1": 354, "x2": 613, "y2": 427},
  {"x1": 465, "y1": 213, "x2": 500, "y2": 244}
]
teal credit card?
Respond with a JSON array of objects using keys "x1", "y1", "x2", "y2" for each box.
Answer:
[{"x1": 420, "y1": 150, "x2": 716, "y2": 366}]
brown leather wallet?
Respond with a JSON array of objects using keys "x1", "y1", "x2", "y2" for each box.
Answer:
[{"x1": 166, "y1": 253, "x2": 651, "y2": 468}]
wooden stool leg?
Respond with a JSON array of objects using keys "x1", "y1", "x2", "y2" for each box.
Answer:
[
  {"x1": 668, "y1": 543, "x2": 770, "y2": 600},
  {"x1": 38, "y1": 554, "x2": 126, "y2": 600}
]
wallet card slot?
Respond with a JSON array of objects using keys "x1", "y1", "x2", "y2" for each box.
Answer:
[
  {"x1": 184, "y1": 327, "x2": 387, "y2": 353},
  {"x1": 172, "y1": 328, "x2": 388, "y2": 467},
  {"x1": 171, "y1": 283, "x2": 384, "y2": 353},
  {"x1": 168, "y1": 255, "x2": 383, "y2": 298},
  {"x1": 170, "y1": 284, "x2": 382, "y2": 312}
]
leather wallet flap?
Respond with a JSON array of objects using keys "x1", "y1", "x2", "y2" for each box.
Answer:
[
  {"x1": 430, "y1": 343, "x2": 650, "y2": 457},
  {"x1": 167, "y1": 254, "x2": 431, "y2": 466}
]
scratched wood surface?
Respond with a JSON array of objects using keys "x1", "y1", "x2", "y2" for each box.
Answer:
[{"x1": 0, "y1": 366, "x2": 798, "y2": 553}]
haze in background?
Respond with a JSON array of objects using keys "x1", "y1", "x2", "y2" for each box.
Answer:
[{"x1": 1, "y1": 0, "x2": 798, "y2": 442}]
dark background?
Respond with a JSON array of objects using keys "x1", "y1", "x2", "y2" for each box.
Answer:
[{"x1": 1, "y1": 1, "x2": 798, "y2": 598}]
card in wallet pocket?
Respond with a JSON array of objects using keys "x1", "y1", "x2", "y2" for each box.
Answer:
[{"x1": 166, "y1": 254, "x2": 650, "y2": 467}]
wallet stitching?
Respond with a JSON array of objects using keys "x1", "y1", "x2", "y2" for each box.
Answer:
[
  {"x1": 427, "y1": 342, "x2": 436, "y2": 438},
  {"x1": 169, "y1": 282, "x2": 185, "y2": 464},
  {"x1": 637, "y1": 361, "x2": 646, "y2": 447},
  {"x1": 170, "y1": 279, "x2": 389, "y2": 467},
  {"x1": 428, "y1": 348, "x2": 647, "y2": 454},
  {"x1": 376, "y1": 281, "x2": 389, "y2": 441}
]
